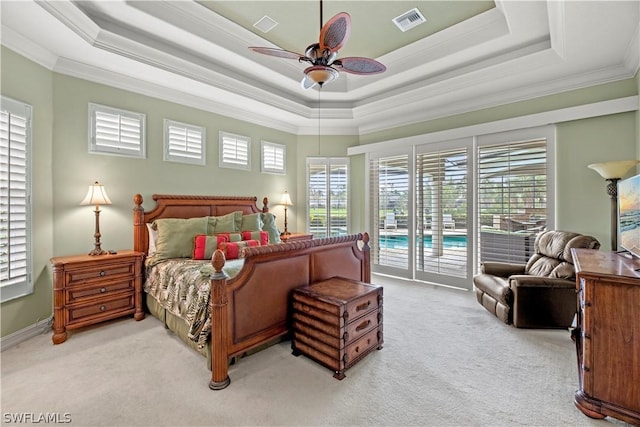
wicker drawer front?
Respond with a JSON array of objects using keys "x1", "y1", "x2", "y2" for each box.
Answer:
[
  {"x1": 66, "y1": 278, "x2": 135, "y2": 304},
  {"x1": 67, "y1": 295, "x2": 135, "y2": 326},
  {"x1": 66, "y1": 262, "x2": 135, "y2": 286}
]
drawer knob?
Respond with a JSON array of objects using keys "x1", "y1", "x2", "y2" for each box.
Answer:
[
  {"x1": 99, "y1": 270, "x2": 106, "y2": 277},
  {"x1": 100, "y1": 287, "x2": 107, "y2": 293},
  {"x1": 355, "y1": 319, "x2": 371, "y2": 332},
  {"x1": 100, "y1": 305, "x2": 106, "y2": 311}
]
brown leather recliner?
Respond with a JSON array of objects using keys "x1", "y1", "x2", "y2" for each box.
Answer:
[{"x1": 473, "y1": 230, "x2": 600, "y2": 328}]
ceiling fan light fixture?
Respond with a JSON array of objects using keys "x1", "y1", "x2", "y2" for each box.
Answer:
[{"x1": 304, "y1": 65, "x2": 339, "y2": 86}]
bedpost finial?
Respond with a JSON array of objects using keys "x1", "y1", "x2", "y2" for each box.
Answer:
[
  {"x1": 134, "y1": 194, "x2": 143, "y2": 207},
  {"x1": 212, "y1": 249, "x2": 226, "y2": 273},
  {"x1": 262, "y1": 197, "x2": 269, "y2": 213}
]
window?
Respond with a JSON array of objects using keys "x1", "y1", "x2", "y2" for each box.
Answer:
[
  {"x1": 307, "y1": 158, "x2": 349, "y2": 238},
  {"x1": 477, "y1": 137, "x2": 548, "y2": 265},
  {"x1": 89, "y1": 103, "x2": 145, "y2": 158},
  {"x1": 370, "y1": 154, "x2": 410, "y2": 271},
  {"x1": 365, "y1": 126, "x2": 552, "y2": 290},
  {"x1": 415, "y1": 146, "x2": 469, "y2": 279},
  {"x1": 163, "y1": 119, "x2": 205, "y2": 165},
  {"x1": 1, "y1": 96, "x2": 32, "y2": 302},
  {"x1": 261, "y1": 141, "x2": 285, "y2": 174},
  {"x1": 219, "y1": 131, "x2": 250, "y2": 170}
]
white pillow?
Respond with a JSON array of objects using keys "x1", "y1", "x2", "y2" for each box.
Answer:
[{"x1": 146, "y1": 223, "x2": 158, "y2": 256}]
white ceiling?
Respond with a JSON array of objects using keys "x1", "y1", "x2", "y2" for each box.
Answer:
[{"x1": 1, "y1": 1, "x2": 639, "y2": 136}]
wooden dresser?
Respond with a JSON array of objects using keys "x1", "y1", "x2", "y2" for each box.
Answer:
[
  {"x1": 51, "y1": 250, "x2": 145, "y2": 344},
  {"x1": 571, "y1": 248, "x2": 640, "y2": 425},
  {"x1": 291, "y1": 277, "x2": 383, "y2": 379}
]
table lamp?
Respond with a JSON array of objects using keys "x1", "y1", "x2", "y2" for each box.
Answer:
[
  {"x1": 81, "y1": 181, "x2": 112, "y2": 255},
  {"x1": 280, "y1": 191, "x2": 293, "y2": 236}
]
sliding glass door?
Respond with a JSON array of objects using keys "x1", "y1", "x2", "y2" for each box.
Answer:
[{"x1": 366, "y1": 126, "x2": 553, "y2": 291}]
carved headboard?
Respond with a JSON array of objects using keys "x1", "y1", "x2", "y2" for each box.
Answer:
[{"x1": 133, "y1": 194, "x2": 269, "y2": 256}]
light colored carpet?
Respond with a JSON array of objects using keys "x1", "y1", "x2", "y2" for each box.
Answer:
[{"x1": 0, "y1": 274, "x2": 631, "y2": 427}]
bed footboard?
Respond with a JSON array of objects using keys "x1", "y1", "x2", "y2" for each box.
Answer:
[{"x1": 207, "y1": 233, "x2": 370, "y2": 390}]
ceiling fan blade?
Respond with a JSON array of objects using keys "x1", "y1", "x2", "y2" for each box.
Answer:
[
  {"x1": 249, "y1": 47, "x2": 305, "y2": 60},
  {"x1": 301, "y1": 75, "x2": 317, "y2": 90},
  {"x1": 319, "y1": 12, "x2": 350, "y2": 53},
  {"x1": 334, "y1": 57, "x2": 386, "y2": 75}
]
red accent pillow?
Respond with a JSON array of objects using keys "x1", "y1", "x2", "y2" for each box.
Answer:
[
  {"x1": 218, "y1": 240, "x2": 261, "y2": 260},
  {"x1": 241, "y1": 231, "x2": 269, "y2": 246},
  {"x1": 192, "y1": 234, "x2": 229, "y2": 260}
]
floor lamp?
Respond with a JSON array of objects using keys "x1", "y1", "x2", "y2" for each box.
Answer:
[
  {"x1": 588, "y1": 160, "x2": 639, "y2": 250},
  {"x1": 81, "y1": 181, "x2": 112, "y2": 255}
]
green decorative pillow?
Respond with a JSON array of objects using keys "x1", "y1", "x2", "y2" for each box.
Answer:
[
  {"x1": 152, "y1": 217, "x2": 209, "y2": 260},
  {"x1": 212, "y1": 211, "x2": 243, "y2": 233},
  {"x1": 241, "y1": 212, "x2": 263, "y2": 232},
  {"x1": 260, "y1": 212, "x2": 281, "y2": 244}
]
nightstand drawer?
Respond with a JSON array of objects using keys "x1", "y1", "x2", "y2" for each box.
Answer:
[
  {"x1": 66, "y1": 278, "x2": 135, "y2": 304},
  {"x1": 66, "y1": 262, "x2": 135, "y2": 286},
  {"x1": 67, "y1": 294, "x2": 135, "y2": 325},
  {"x1": 344, "y1": 292, "x2": 379, "y2": 322}
]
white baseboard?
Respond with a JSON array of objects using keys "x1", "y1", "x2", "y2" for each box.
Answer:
[{"x1": 0, "y1": 316, "x2": 53, "y2": 351}]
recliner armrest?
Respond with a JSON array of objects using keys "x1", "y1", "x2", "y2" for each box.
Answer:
[
  {"x1": 481, "y1": 262, "x2": 526, "y2": 277},
  {"x1": 509, "y1": 275, "x2": 575, "y2": 289}
]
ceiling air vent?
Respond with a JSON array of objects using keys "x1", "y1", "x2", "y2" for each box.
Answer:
[
  {"x1": 254, "y1": 15, "x2": 278, "y2": 33},
  {"x1": 392, "y1": 8, "x2": 426, "y2": 32}
]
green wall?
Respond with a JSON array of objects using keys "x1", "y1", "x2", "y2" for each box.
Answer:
[
  {"x1": 1, "y1": 48, "x2": 55, "y2": 336},
  {"x1": 1, "y1": 45, "x2": 639, "y2": 338}
]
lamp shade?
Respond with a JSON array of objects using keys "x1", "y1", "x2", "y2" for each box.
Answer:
[
  {"x1": 81, "y1": 181, "x2": 112, "y2": 206},
  {"x1": 280, "y1": 191, "x2": 293, "y2": 206},
  {"x1": 304, "y1": 65, "x2": 339, "y2": 86},
  {"x1": 588, "y1": 160, "x2": 639, "y2": 179}
]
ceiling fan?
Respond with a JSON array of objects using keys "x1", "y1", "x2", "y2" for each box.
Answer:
[{"x1": 249, "y1": 2, "x2": 386, "y2": 90}]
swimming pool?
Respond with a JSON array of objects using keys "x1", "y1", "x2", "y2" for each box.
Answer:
[{"x1": 379, "y1": 235, "x2": 467, "y2": 249}]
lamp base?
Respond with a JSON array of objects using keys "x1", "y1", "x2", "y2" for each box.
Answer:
[{"x1": 88, "y1": 247, "x2": 108, "y2": 256}]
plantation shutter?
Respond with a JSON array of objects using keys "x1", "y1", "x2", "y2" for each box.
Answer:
[
  {"x1": 220, "y1": 132, "x2": 250, "y2": 170},
  {"x1": 262, "y1": 141, "x2": 285, "y2": 174},
  {"x1": 0, "y1": 97, "x2": 31, "y2": 300},
  {"x1": 164, "y1": 120, "x2": 205, "y2": 165},
  {"x1": 307, "y1": 158, "x2": 349, "y2": 238},
  {"x1": 89, "y1": 103, "x2": 145, "y2": 158},
  {"x1": 415, "y1": 147, "x2": 468, "y2": 277},
  {"x1": 477, "y1": 139, "x2": 547, "y2": 264},
  {"x1": 371, "y1": 154, "x2": 409, "y2": 270}
]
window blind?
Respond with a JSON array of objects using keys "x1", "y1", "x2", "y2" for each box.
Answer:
[
  {"x1": 0, "y1": 96, "x2": 32, "y2": 301},
  {"x1": 164, "y1": 119, "x2": 205, "y2": 165},
  {"x1": 477, "y1": 139, "x2": 547, "y2": 264},
  {"x1": 220, "y1": 132, "x2": 250, "y2": 170},
  {"x1": 262, "y1": 141, "x2": 285, "y2": 174},
  {"x1": 307, "y1": 158, "x2": 349, "y2": 238},
  {"x1": 415, "y1": 147, "x2": 468, "y2": 277},
  {"x1": 370, "y1": 154, "x2": 409, "y2": 269},
  {"x1": 89, "y1": 103, "x2": 145, "y2": 158}
]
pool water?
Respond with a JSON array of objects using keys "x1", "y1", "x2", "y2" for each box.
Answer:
[{"x1": 379, "y1": 235, "x2": 467, "y2": 249}]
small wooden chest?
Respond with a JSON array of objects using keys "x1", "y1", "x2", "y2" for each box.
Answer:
[{"x1": 291, "y1": 277, "x2": 383, "y2": 379}]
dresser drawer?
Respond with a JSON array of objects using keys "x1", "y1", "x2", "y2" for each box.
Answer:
[
  {"x1": 344, "y1": 290, "x2": 380, "y2": 322},
  {"x1": 65, "y1": 262, "x2": 136, "y2": 287},
  {"x1": 345, "y1": 327, "x2": 381, "y2": 367},
  {"x1": 66, "y1": 278, "x2": 136, "y2": 304},
  {"x1": 67, "y1": 294, "x2": 135, "y2": 325}
]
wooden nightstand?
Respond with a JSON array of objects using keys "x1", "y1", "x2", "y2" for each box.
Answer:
[
  {"x1": 50, "y1": 250, "x2": 145, "y2": 344},
  {"x1": 281, "y1": 232, "x2": 314, "y2": 242},
  {"x1": 291, "y1": 277, "x2": 383, "y2": 379}
]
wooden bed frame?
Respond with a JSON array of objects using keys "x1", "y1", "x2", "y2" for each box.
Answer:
[{"x1": 133, "y1": 194, "x2": 370, "y2": 390}]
